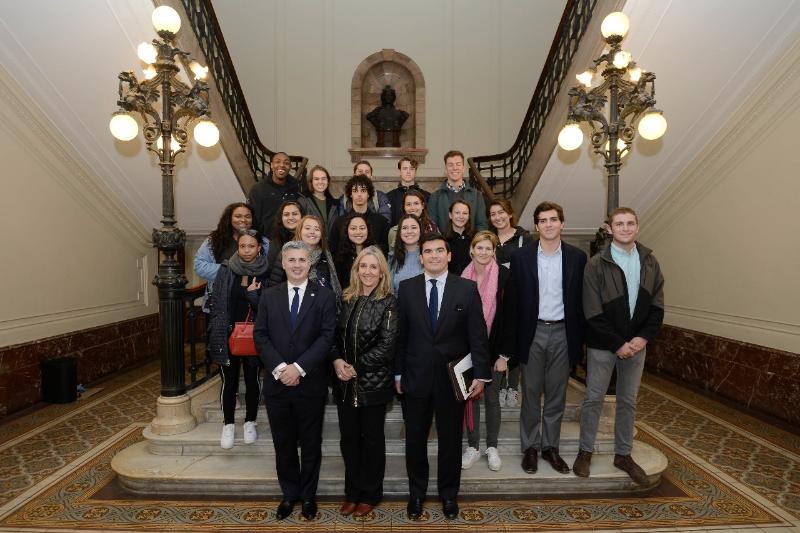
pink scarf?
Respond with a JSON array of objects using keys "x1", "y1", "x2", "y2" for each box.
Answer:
[
  {"x1": 460, "y1": 259, "x2": 499, "y2": 433},
  {"x1": 461, "y1": 260, "x2": 499, "y2": 334}
]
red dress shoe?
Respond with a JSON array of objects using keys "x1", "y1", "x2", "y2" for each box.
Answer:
[
  {"x1": 340, "y1": 501, "x2": 357, "y2": 516},
  {"x1": 353, "y1": 503, "x2": 374, "y2": 517}
]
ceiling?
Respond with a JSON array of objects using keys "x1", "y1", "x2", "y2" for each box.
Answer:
[
  {"x1": 522, "y1": 0, "x2": 800, "y2": 232},
  {"x1": 1, "y1": 0, "x2": 798, "y2": 236}
]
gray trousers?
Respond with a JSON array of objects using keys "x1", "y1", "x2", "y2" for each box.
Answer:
[
  {"x1": 519, "y1": 322, "x2": 570, "y2": 452},
  {"x1": 466, "y1": 368, "x2": 504, "y2": 448},
  {"x1": 578, "y1": 347, "x2": 646, "y2": 456}
]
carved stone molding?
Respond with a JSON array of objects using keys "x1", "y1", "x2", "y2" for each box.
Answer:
[{"x1": 350, "y1": 49, "x2": 427, "y2": 163}]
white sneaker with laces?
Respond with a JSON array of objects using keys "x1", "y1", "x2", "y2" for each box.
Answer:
[
  {"x1": 243, "y1": 421, "x2": 258, "y2": 444},
  {"x1": 506, "y1": 388, "x2": 519, "y2": 407},
  {"x1": 498, "y1": 387, "x2": 508, "y2": 407},
  {"x1": 461, "y1": 447, "x2": 481, "y2": 469},
  {"x1": 486, "y1": 447, "x2": 502, "y2": 471},
  {"x1": 220, "y1": 423, "x2": 235, "y2": 449}
]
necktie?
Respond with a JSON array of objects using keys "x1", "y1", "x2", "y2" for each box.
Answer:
[
  {"x1": 290, "y1": 287, "x2": 300, "y2": 329},
  {"x1": 428, "y1": 279, "x2": 438, "y2": 332}
]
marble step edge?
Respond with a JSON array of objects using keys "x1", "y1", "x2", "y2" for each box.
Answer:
[
  {"x1": 112, "y1": 440, "x2": 667, "y2": 496},
  {"x1": 143, "y1": 420, "x2": 627, "y2": 456},
  {"x1": 200, "y1": 402, "x2": 580, "y2": 424}
]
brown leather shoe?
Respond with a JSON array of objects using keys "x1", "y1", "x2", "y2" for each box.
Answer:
[
  {"x1": 339, "y1": 501, "x2": 357, "y2": 516},
  {"x1": 353, "y1": 503, "x2": 374, "y2": 517},
  {"x1": 521, "y1": 447, "x2": 538, "y2": 474},
  {"x1": 541, "y1": 448, "x2": 570, "y2": 474},
  {"x1": 572, "y1": 449, "x2": 592, "y2": 477},
  {"x1": 614, "y1": 454, "x2": 649, "y2": 486}
]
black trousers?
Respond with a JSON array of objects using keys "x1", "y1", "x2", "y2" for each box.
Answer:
[
  {"x1": 264, "y1": 393, "x2": 325, "y2": 502},
  {"x1": 220, "y1": 357, "x2": 260, "y2": 425},
  {"x1": 404, "y1": 381, "x2": 465, "y2": 501},
  {"x1": 337, "y1": 402, "x2": 388, "y2": 505}
]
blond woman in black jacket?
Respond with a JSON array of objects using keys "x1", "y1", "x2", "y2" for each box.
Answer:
[{"x1": 330, "y1": 245, "x2": 398, "y2": 517}]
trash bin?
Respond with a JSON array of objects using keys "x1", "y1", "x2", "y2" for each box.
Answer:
[{"x1": 41, "y1": 356, "x2": 78, "y2": 403}]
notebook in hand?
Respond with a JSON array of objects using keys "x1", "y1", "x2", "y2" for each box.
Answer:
[{"x1": 447, "y1": 353, "x2": 474, "y2": 402}]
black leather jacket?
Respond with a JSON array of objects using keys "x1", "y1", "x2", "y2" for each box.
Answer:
[{"x1": 330, "y1": 291, "x2": 398, "y2": 406}]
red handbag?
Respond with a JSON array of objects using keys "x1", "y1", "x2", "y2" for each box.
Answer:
[{"x1": 228, "y1": 309, "x2": 257, "y2": 356}]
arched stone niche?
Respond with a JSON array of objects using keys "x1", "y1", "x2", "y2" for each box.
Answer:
[{"x1": 349, "y1": 49, "x2": 428, "y2": 163}]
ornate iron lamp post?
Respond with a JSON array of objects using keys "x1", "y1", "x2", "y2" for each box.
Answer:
[
  {"x1": 109, "y1": 6, "x2": 219, "y2": 404},
  {"x1": 557, "y1": 11, "x2": 667, "y2": 253}
]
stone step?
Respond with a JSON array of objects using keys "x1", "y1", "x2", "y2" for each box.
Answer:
[
  {"x1": 143, "y1": 419, "x2": 622, "y2": 456},
  {"x1": 201, "y1": 401, "x2": 580, "y2": 424},
  {"x1": 113, "y1": 439, "x2": 668, "y2": 496}
]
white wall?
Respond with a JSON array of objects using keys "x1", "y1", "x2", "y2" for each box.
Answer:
[
  {"x1": 639, "y1": 40, "x2": 800, "y2": 354},
  {"x1": 213, "y1": 0, "x2": 565, "y2": 177},
  {"x1": 0, "y1": 69, "x2": 158, "y2": 347}
]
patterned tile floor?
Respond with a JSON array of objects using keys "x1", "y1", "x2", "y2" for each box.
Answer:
[{"x1": 0, "y1": 362, "x2": 798, "y2": 532}]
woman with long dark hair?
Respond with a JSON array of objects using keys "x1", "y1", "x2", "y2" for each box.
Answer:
[
  {"x1": 298, "y1": 164, "x2": 339, "y2": 231},
  {"x1": 334, "y1": 213, "x2": 375, "y2": 288},
  {"x1": 387, "y1": 189, "x2": 437, "y2": 248},
  {"x1": 331, "y1": 246, "x2": 397, "y2": 517},
  {"x1": 194, "y1": 202, "x2": 268, "y2": 311},
  {"x1": 207, "y1": 229, "x2": 269, "y2": 450},
  {"x1": 459, "y1": 231, "x2": 517, "y2": 472},
  {"x1": 388, "y1": 213, "x2": 424, "y2": 294},
  {"x1": 443, "y1": 199, "x2": 474, "y2": 275},
  {"x1": 265, "y1": 200, "x2": 303, "y2": 286}
]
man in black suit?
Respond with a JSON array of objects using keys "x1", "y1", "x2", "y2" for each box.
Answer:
[
  {"x1": 512, "y1": 202, "x2": 587, "y2": 476},
  {"x1": 254, "y1": 240, "x2": 336, "y2": 521},
  {"x1": 395, "y1": 233, "x2": 491, "y2": 520}
]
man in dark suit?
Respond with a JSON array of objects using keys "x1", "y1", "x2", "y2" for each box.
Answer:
[
  {"x1": 512, "y1": 201, "x2": 587, "y2": 476},
  {"x1": 395, "y1": 233, "x2": 491, "y2": 520},
  {"x1": 254, "y1": 240, "x2": 336, "y2": 521}
]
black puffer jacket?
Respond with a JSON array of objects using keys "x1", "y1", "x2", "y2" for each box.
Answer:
[
  {"x1": 207, "y1": 263, "x2": 267, "y2": 366},
  {"x1": 330, "y1": 291, "x2": 398, "y2": 406}
]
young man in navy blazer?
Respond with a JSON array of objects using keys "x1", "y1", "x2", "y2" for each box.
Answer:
[
  {"x1": 254, "y1": 240, "x2": 337, "y2": 521},
  {"x1": 395, "y1": 233, "x2": 491, "y2": 520},
  {"x1": 512, "y1": 202, "x2": 587, "y2": 476}
]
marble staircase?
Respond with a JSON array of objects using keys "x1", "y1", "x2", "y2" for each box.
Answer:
[{"x1": 112, "y1": 379, "x2": 668, "y2": 496}]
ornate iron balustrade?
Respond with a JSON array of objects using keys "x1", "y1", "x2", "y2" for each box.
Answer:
[
  {"x1": 180, "y1": 0, "x2": 307, "y2": 180},
  {"x1": 468, "y1": 0, "x2": 598, "y2": 198},
  {"x1": 183, "y1": 283, "x2": 216, "y2": 390}
]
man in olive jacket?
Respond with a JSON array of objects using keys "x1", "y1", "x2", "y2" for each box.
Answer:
[{"x1": 573, "y1": 207, "x2": 664, "y2": 486}]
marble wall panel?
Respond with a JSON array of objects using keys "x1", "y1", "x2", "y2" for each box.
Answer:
[
  {"x1": 647, "y1": 325, "x2": 799, "y2": 426},
  {"x1": 0, "y1": 314, "x2": 159, "y2": 418}
]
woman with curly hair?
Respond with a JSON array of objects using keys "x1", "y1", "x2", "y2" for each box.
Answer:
[{"x1": 194, "y1": 202, "x2": 269, "y2": 311}]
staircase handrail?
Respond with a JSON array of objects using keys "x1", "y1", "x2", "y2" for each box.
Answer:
[{"x1": 468, "y1": 0, "x2": 598, "y2": 198}]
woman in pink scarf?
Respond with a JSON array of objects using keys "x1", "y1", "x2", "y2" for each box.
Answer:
[{"x1": 459, "y1": 231, "x2": 518, "y2": 472}]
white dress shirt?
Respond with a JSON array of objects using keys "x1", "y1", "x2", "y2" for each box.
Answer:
[{"x1": 272, "y1": 279, "x2": 309, "y2": 380}]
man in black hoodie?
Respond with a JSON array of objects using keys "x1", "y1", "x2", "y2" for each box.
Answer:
[
  {"x1": 248, "y1": 152, "x2": 300, "y2": 234},
  {"x1": 573, "y1": 207, "x2": 664, "y2": 486},
  {"x1": 386, "y1": 157, "x2": 429, "y2": 226}
]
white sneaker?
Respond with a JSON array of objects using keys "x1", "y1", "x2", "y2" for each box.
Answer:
[
  {"x1": 461, "y1": 447, "x2": 481, "y2": 469},
  {"x1": 220, "y1": 423, "x2": 235, "y2": 449},
  {"x1": 498, "y1": 387, "x2": 508, "y2": 407},
  {"x1": 506, "y1": 388, "x2": 519, "y2": 407},
  {"x1": 486, "y1": 447, "x2": 502, "y2": 471},
  {"x1": 243, "y1": 421, "x2": 258, "y2": 444}
]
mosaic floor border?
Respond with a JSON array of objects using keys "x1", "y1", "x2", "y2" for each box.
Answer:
[{"x1": 0, "y1": 423, "x2": 785, "y2": 532}]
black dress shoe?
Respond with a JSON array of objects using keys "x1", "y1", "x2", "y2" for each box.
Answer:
[
  {"x1": 521, "y1": 447, "x2": 538, "y2": 474},
  {"x1": 301, "y1": 500, "x2": 318, "y2": 520},
  {"x1": 406, "y1": 497, "x2": 423, "y2": 519},
  {"x1": 442, "y1": 499, "x2": 459, "y2": 520},
  {"x1": 275, "y1": 499, "x2": 294, "y2": 520},
  {"x1": 541, "y1": 448, "x2": 570, "y2": 474}
]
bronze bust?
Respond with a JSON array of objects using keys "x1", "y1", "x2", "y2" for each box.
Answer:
[{"x1": 367, "y1": 85, "x2": 409, "y2": 147}]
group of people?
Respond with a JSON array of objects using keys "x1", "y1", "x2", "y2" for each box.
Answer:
[{"x1": 193, "y1": 149, "x2": 665, "y2": 522}]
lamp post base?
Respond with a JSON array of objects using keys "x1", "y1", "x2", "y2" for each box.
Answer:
[{"x1": 150, "y1": 394, "x2": 196, "y2": 436}]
